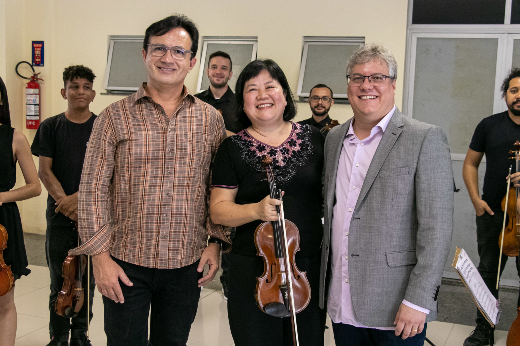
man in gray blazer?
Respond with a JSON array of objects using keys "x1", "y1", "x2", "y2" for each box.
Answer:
[{"x1": 319, "y1": 44, "x2": 454, "y2": 345}]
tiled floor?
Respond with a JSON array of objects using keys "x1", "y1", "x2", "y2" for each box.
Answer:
[{"x1": 14, "y1": 265, "x2": 511, "y2": 346}]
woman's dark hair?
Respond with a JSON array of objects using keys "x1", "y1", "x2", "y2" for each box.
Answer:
[
  {"x1": 143, "y1": 15, "x2": 199, "y2": 58},
  {"x1": 0, "y1": 76, "x2": 11, "y2": 126},
  {"x1": 234, "y1": 59, "x2": 296, "y2": 130}
]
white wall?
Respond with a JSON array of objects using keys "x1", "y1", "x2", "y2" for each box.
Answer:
[{"x1": 4, "y1": 0, "x2": 409, "y2": 234}]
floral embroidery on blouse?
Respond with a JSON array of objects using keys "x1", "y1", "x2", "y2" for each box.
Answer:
[{"x1": 232, "y1": 122, "x2": 313, "y2": 185}]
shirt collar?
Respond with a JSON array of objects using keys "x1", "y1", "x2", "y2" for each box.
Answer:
[
  {"x1": 205, "y1": 86, "x2": 234, "y2": 101},
  {"x1": 347, "y1": 105, "x2": 396, "y2": 139},
  {"x1": 134, "y1": 82, "x2": 194, "y2": 104}
]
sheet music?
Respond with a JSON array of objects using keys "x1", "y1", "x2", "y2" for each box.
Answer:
[{"x1": 453, "y1": 248, "x2": 499, "y2": 326}]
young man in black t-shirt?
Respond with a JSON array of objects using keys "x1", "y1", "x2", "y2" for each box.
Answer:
[
  {"x1": 462, "y1": 68, "x2": 520, "y2": 346},
  {"x1": 31, "y1": 65, "x2": 97, "y2": 346}
]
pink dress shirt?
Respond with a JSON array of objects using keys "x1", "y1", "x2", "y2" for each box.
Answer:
[{"x1": 327, "y1": 106, "x2": 429, "y2": 329}]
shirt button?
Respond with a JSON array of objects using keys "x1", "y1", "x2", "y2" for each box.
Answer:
[
  {"x1": 355, "y1": 163, "x2": 359, "y2": 167},
  {"x1": 163, "y1": 214, "x2": 167, "y2": 217},
  {"x1": 345, "y1": 279, "x2": 349, "y2": 283},
  {"x1": 345, "y1": 256, "x2": 348, "y2": 260},
  {"x1": 352, "y1": 186, "x2": 356, "y2": 190},
  {"x1": 345, "y1": 232, "x2": 349, "y2": 236},
  {"x1": 348, "y1": 208, "x2": 352, "y2": 212},
  {"x1": 360, "y1": 143, "x2": 364, "y2": 146},
  {"x1": 167, "y1": 171, "x2": 171, "y2": 174}
]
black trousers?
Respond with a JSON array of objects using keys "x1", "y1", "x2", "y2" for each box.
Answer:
[
  {"x1": 220, "y1": 227, "x2": 236, "y2": 286},
  {"x1": 332, "y1": 322, "x2": 427, "y2": 346},
  {"x1": 103, "y1": 257, "x2": 202, "y2": 346},
  {"x1": 227, "y1": 251, "x2": 326, "y2": 346},
  {"x1": 46, "y1": 222, "x2": 95, "y2": 338},
  {"x1": 475, "y1": 212, "x2": 520, "y2": 325}
]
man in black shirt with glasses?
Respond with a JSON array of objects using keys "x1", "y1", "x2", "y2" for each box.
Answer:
[{"x1": 298, "y1": 83, "x2": 339, "y2": 137}]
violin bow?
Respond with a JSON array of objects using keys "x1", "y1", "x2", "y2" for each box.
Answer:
[
  {"x1": 497, "y1": 165, "x2": 512, "y2": 290},
  {"x1": 279, "y1": 195, "x2": 300, "y2": 346},
  {"x1": 77, "y1": 231, "x2": 91, "y2": 339}
]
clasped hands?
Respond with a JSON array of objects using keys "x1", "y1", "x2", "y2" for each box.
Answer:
[{"x1": 55, "y1": 193, "x2": 78, "y2": 221}]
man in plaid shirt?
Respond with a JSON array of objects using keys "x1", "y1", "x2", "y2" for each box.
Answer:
[{"x1": 70, "y1": 15, "x2": 228, "y2": 346}]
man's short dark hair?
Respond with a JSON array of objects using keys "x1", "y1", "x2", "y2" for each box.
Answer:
[
  {"x1": 0, "y1": 76, "x2": 11, "y2": 126},
  {"x1": 207, "y1": 51, "x2": 232, "y2": 71},
  {"x1": 63, "y1": 65, "x2": 96, "y2": 88},
  {"x1": 143, "y1": 15, "x2": 199, "y2": 58},
  {"x1": 234, "y1": 59, "x2": 296, "y2": 130},
  {"x1": 501, "y1": 68, "x2": 520, "y2": 98},
  {"x1": 310, "y1": 83, "x2": 333, "y2": 98}
]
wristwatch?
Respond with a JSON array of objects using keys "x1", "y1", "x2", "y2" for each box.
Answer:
[{"x1": 208, "y1": 237, "x2": 223, "y2": 247}]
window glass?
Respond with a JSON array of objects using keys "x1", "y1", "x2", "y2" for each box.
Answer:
[
  {"x1": 412, "y1": 37, "x2": 498, "y2": 154},
  {"x1": 103, "y1": 37, "x2": 148, "y2": 92},
  {"x1": 514, "y1": 39, "x2": 520, "y2": 69},
  {"x1": 297, "y1": 37, "x2": 364, "y2": 100},
  {"x1": 512, "y1": 0, "x2": 520, "y2": 24},
  {"x1": 412, "y1": 0, "x2": 506, "y2": 24}
]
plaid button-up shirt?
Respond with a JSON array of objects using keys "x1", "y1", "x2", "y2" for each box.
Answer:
[{"x1": 70, "y1": 84, "x2": 227, "y2": 269}]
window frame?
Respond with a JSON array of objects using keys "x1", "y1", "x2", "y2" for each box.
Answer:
[
  {"x1": 196, "y1": 36, "x2": 258, "y2": 94},
  {"x1": 296, "y1": 36, "x2": 364, "y2": 102},
  {"x1": 103, "y1": 35, "x2": 146, "y2": 94}
]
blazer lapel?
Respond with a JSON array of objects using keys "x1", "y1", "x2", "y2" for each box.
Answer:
[{"x1": 355, "y1": 109, "x2": 404, "y2": 210}]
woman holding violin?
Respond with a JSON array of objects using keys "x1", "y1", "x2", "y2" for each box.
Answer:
[
  {"x1": 0, "y1": 76, "x2": 41, "y2": 346},
  {"x1": 210, "y1": 59, "x2": 326, "y2": 346}
]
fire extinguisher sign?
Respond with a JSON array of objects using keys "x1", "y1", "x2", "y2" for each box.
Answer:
[{"x1": 32, "y1": 41, "x2": 44, "y2": 67}]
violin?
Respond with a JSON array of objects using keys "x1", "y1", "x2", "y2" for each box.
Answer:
[
  {"x1": 55, "y1": 253, "x2": 86, "y2": 318},
  {"x1": 254, "y1": 155, "x2": 311, "y2": 346},
  {"x1": 507, "y1": 307, "x2": 520, "y2": 346},
  {"x1": 0, "y1": 224, "x2": 14, "y2": 296},
  {"x1": 320, "y1": 119, "x2": 340, "y2": 134},
  {"x1": 499, "y1": 141, "x2": 520, "y2": 258}
]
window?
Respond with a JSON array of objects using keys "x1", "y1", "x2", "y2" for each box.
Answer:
[
  {"x1": 412, "y1": 0, "x2": 507, "y2": 25},
  {"x1": 405, "y1": 0, "x2": 520, "y2": 285},
  {"x1": 296, "y1": 37, "x2": 364, "y2": 102},
  {"x1": 196, "y1": 37, "x2": 257, "y2": 93},
  {"x1": 103, "y1": 36, "x2": 148, "y2": 94}
]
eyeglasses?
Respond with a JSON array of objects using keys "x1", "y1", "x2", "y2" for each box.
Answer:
[
  {"x1": 309, "y1": 96, "x2": 332, "y2": 103},
  {"x1": 147, "y1": 44, "x2": 192, "y2": 60},
  {"x1": 347, "y1": 74, "x2": 393, "y2": 85}
]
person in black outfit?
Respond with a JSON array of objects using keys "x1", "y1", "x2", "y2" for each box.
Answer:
[
  {"x1": 462, "y1": 68, "x2": 520, "y2": 346},
  {"x1": 0, "y1": 76, "x2": 41, "y2": 346},
  {"x1": 298, "y1": 83, "x2": 339, "y2": 137},
  {"x1": 31, "y1": 66, "x2": 97, "y2": 346},
  {"x1": 210, "y1": 59, "x2": 326, "y2": 346},
  {"x1": 196, "y1": 50, "x2": 243, "y2": 299},
  {"x1": 195, "y1": 50, "x2": 241, "y2": 135}
]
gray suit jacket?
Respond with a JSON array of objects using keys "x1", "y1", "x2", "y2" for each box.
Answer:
[{"x1": 319, "y1": 109, "x2": 454, "y2": 327}]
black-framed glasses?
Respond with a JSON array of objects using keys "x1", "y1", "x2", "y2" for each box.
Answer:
[
  {"x1": 147, "y1": 44, "x2": 192, "y2": 60},
  {"x1": 347, "y1": 74, "x2": 393, "y2": 85},
  {"x1": 309, "y1": 96, "x2": 332, "y2": 103}
]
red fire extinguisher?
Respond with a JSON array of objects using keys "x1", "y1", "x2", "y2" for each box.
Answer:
[{"x1": 16, "y1": 61, "x2": 43, "y2": 129}]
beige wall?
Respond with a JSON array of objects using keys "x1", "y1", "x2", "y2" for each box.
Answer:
[{"x1": 2, "y1": 0, "x2": 409, "y2": 234}]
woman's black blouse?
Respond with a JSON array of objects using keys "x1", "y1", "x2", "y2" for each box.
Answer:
[{"x1": 211, "y1": 122, "x2": 324, "y2": 258}]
